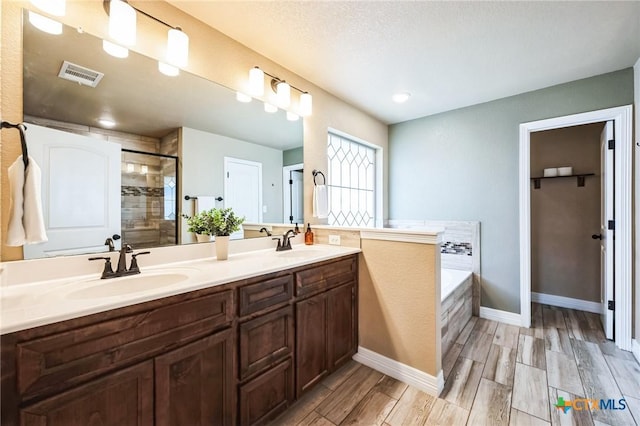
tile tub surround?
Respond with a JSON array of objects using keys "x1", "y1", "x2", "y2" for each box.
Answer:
[
  {"x1": 441, "y1": 272, "x2": 473, "y2": 357},
  {"x1": 387, "y1": 219, "x2": 480, "y2": 315}
]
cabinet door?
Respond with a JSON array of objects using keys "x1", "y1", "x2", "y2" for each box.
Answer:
[
  {"x1": 328, "y1": 283, "x2": 356, "y2": 370},
  {"x1": 155, "y1": 329, "x2": 235, "y2": 426},
  {"x1": 20, "y1": 361, "x2": 153, "y2": 426},
  {"x1": 295, "y1": 294, "x2": 328, "y2": 397}
]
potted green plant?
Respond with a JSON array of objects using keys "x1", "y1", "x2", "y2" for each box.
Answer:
[
  {"x1": 207, "y1": 207, "x2": 244, "y2": 260},
  {"x1": 182, "y1": 212, "x2": 212, "y2": 242},
  {"x1": 183, "y1": 208, "x2": 244, "y2": 259}
]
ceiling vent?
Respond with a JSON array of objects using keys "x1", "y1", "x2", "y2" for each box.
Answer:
[{"x1": 58, "y1": 61, "x2": 104, "y2": 87}]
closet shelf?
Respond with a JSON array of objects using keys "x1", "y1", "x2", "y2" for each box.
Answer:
[{"x1": 531, "y1": 173, "x2": 595, "y2": 189}]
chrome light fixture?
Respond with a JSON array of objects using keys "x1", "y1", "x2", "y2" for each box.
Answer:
[
  {"x1": 246, "y1": 66, "x2": 313, "y2": 116},
  {"x1": 276, "y1": 81, "x2": 291, "y2": 108},
  {"x1": 108, "y1": 0, "x2": 136, "y2": 46},
  {"x1": 248, "y1": 67, "x2": 265, "y2": 96},
  {"x1": 166, "y1": 27, "x2": 189, "y2": 68},
  {"x1": 102, "y1": 0, "x2": 190, "y2": 76}
]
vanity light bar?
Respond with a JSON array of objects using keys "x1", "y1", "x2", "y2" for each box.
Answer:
[
  {"x1": 246, "y1": 66, "x2": 313, "y2": 116},
  {"x1": 103, "y1": 0, "x2": 189, "y2": 75}
]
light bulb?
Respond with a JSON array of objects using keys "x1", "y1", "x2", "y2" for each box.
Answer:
[
  {"x1": 30, "y1": 0, "x2": 65, "y2": 16},
  {"x1": 102, "y1": 40, "x2": 128, "y2": 58},
  {"x1": 126, "y1": 163, "x2": 135, "y2": 173},
  {"x1": 109, "y1": 0, "x2": 136, "y2": 46},
  {"x1": 236, "y1": 92, "x2": 252, "y2": 103},
  {"x1": 140, "y1": 165, "x2": 148, "y2": 175},
  {"x1": 248, "y1": 67, "x2": 264, "y2": 96},
  {"x1": 28, "y1": 11, "x2": 62, "y2": 35},
  {"x1": 264, "y1": 103, "x2": 278, "y2": 113},
  {"x1": 286, "y1": 112, "x2": 299, "y2": 121},
  {"x1": 166, "y1": 28, "x2": 189, "y2": 68},
  {"x1": 299, "y1": 92, "x2": 313, "y2": 116},
  {"x1": 158, "y1": 62, "x2": 180, "y2": 77},
  {"x1": 276, "y1": 81, "x2": 291, "y2": 108}
]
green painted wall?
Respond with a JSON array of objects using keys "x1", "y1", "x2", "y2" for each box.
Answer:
[
  {"x1": 283, "y1": 147, "x2": 303, "y2": 166},
  {"x1": 389, "y1": 68, "x2": 634, "y2": 314}
]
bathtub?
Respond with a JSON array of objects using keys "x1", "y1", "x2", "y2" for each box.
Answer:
[
  {"x1": 441, "y1": 268, "x2": 473, "y2": 356},
  {"x1": 441, "y1": 268, "x2": 472, "y2": 301}
]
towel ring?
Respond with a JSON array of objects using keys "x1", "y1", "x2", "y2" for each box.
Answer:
[{"x1": 312, "y1": 170, "x2": 326, "y2": 186}]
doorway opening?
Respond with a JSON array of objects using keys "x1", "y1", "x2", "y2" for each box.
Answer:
[
  {"x1": 519, "y1": 105, "x2": 633, "y2": 351},
  {"x1": 283, "y1": 163, "x2": 304, "y2": 225},
  {"x1": 529, "y1": 122, "x2": 608, "y2": 335}
]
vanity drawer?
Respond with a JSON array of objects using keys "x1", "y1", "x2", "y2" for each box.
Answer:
[
  {"x1": 295, "y1": 256, "x2": 356, "y2": 297},
  {"x1": 16, "y1": 290, "x2": 233, "y2": 400},
  {"x1": 239, "y1": 306, "x2": 294, "y2": 381},
  {"x1": 238, "y1": 275, "x2": 293, "y2": 317}
]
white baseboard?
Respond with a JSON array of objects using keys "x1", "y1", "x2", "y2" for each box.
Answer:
[
  {"x1": 633, "y1": 340, "x2": 640, "y2": 365},
  {"x1": 353, "y1": 346, "x2": 444, "y2": 396},
  {"x1": 479, "y1": 306, "x2": 522, "y2": 326},
  {"x1": 531, "y1": 292, "x2": 601, "y2": 314}
]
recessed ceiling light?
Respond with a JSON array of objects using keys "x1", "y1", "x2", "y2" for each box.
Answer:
[
  {"x1": 98, "y1": 118, "x2": 116, "y2": 127},
  {"x1": 392, "y1": 92, "x2": 411, "y2": 103}
]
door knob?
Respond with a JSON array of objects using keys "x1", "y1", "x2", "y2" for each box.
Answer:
[{"x1": 591, "y1": 234, "x2": 602, "y2": 240}]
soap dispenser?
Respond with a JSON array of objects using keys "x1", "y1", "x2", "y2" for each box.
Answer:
[{"x1": 304, "y1": 223, "x2": 314, "y2": 245}]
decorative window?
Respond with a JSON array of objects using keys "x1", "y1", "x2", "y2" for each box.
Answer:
[
  {"x1": 163, "y1": 176, "x2": 176, "y2": 220},
  {"x1": 327, "y1": 132, "x2": 376, "y2": 227}
]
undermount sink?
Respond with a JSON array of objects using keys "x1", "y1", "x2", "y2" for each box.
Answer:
[{"x1": 68, "y1": 271, "x2": 191, "y2": 299}]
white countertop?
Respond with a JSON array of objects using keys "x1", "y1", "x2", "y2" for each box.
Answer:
[{"x1": 0, "y1": 244, "x2": 360, "y2": 335}]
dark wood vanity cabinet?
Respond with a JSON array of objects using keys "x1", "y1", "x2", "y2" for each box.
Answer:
[
  {"x1": 295, "y1": 257, "x2": 358, "y2": 397},
  {"x1": 1, "y1": 254, "x2": 358, "y2": 426}
]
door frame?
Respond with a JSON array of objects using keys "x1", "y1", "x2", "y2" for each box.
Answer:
[
  {"x1": 519, "y1": 105, "x2": 633, "y2": 351},
  {"x1": 282, "y1": 163, "x2": 303, "y2": 224}
]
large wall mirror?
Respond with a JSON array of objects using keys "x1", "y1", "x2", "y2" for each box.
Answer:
[{"x1": 21, "y1": 10, "x2": 303, "y2": 259}]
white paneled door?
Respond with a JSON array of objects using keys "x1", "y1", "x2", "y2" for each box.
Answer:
[
  {"x1": 23, "y1": 124, "x2": 121, "y2": 259},
  {"x1": 224, "y1": 157, "x2": 262, "y2": 239}
]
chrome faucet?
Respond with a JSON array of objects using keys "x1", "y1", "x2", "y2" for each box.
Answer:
[{"x1": 273, "y1": 230, "x2": 296, "y2": 251}]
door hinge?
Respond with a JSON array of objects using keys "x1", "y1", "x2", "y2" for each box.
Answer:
[
  {"x1": 608, "y1": 300, "x2": 615, "y2": 311},
  {"x1": 289, "y1": 215, "x2": 293, "y2": 222},
  {"x1": 608, "y1": 220, "x2": 615, "y2": 230},
  {"x1": 227, "y1": 172, "x2": 229, "y2": 178},
  {"x1": 608, "y1": 139, "x2": 615, "y2": 150},
  {"x1": 289, "y1": 179, "x2": 293, "y2": 185}
]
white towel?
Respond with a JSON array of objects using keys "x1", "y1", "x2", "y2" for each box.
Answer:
[
  {"x1": 6, "y1": 155, "x2": 48, "y2": 246},
  {"x1": 313, "y1": 185, "x2": 329, "y2": 219},
  {"x1": 196, "y1": 196, "x2": 217, "y2": 213}
]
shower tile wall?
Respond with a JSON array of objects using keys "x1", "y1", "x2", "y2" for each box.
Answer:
[{"x1": 121, "y1": 156, "x2": 177, "y2": 249}]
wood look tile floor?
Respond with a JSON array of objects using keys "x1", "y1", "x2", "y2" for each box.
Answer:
[{"x1": 272, "y1": 304, "x2": 640, "y2": 426}]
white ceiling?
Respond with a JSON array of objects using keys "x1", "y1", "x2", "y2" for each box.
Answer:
[{"x1": 169, "y1": 1, "x2": 640, "y2": 124}]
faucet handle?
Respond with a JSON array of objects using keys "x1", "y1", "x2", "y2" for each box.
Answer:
[
  {"x1": 88, "y1": 256, "x2": 115, "y2": 279},
  {"x1": 272, "y1": 237, "x2": 282, "y2": 250},
  {"x1": 128, "y1": 251, "x2": 150, "y2": 274}
]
